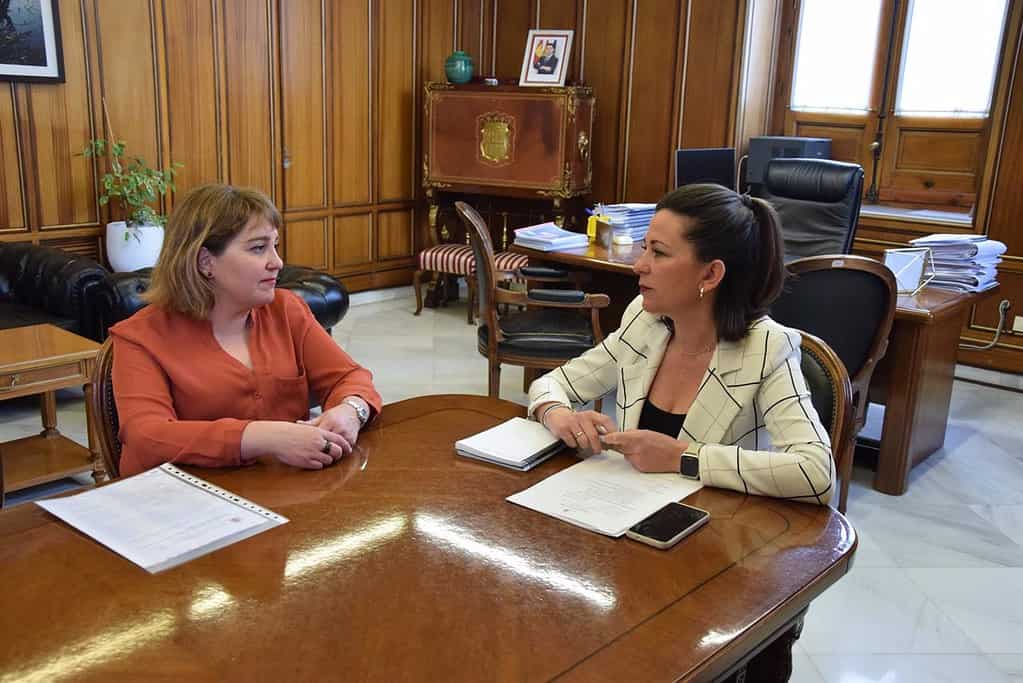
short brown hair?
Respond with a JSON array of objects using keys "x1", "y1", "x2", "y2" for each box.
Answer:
[
  {"x1": 145, "y1": 184, "x2": 282, "y2": 318},
  {"x1": 656, "y1": 184, "x2": 786, "y2": 341}
]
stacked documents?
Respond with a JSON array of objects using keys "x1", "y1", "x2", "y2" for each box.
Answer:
[
  {"x1": 507, "y1": 451, "x2": 702, "y2": 536},
  {"x1": 910, "y1": 233, "x2": 1005, "y2": 293},
  {"x1": 597, "y1": 203, "x2": 656, "y2": 241},
  {"x1": 456, "y1": 417, "x2": 564, "y2": 471},
  {"x1": 513, "y1": 222, "x2": 588, "y2": 251}
]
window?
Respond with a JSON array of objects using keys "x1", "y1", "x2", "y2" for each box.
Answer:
[{"x1": 777, "y1": 0, "x2": 1012, "y2": 210}]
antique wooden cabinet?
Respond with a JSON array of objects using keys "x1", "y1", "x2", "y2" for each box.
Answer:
[{"x1": 423, "y1": 82, "x2": 595, "y2": 233}]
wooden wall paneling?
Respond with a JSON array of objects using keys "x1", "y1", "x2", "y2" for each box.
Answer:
[
  {"x1": 377, "y1": 208, "x2": 414, "y2": 260},
  {"x1": 221, "y1": 0, "x2": 276, "y2": 196},
  {"x1": 421, "y1": 0, "x2": 454, "y2": 85},
  {"x1": 333, "y1": 213, "x2": 374, "y2": 272},
  {"x1": 622, "y1": 0, "x2": 684, "y2": 201},
  {"x1": 92, "y1": 0, "x2": 162, "y2": 218},
  {"x1": 878, "y1": 118, "x2": 984, "y2": 204},
  {"x1": 376, "y1": 0, "x2": 415, "y2": 203},
  {"x1": 537, "y1": 0, "x2": 580, "y2": 84},
  {"x1": 334, "y1": 0, "x2": 371, "y2": 207},
  {"x1": 284, "y1": 218, "x2": 329, "y2": 270},
  {"x1": 41, "y1": 235, "x2": 102, "y2": 260},
  {"x1": 580, "y1": 0, "x2": 629, "y2": 202},
  {"x1": 458, "y1": 0, "x2": 485, "y2": 70},
  {"x1": 25, "y1": 0, "x2": 95, "y2": 230},
  {"x1": 679, "y1": 0, "x2": 741, "y2": 150},
  {"x1": 161, "y1": 0, "x2": 221, "y2": 196},
  {"x1": 279, "y1": 0, "x2": 327, "y2": 211},
  {"x1": 493, "y1": 0, "x2": 533, "y2": 79},
  {"x1": 733, "y1": 0, "x2": 781, "y2": 155},
  {"x1": 792, "y1": 119, "x2": 869, "y2": 168},
  {"x1": 0, "y1": 85, "x2": 26, "y2": 232}
]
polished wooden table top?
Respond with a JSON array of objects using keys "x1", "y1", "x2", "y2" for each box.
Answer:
[
  {"x1": 0, "y1": 395, "x2": 855, "y2": 681},
  {"x1": 510, "y1": 243, "x2": 997, "y2": 322},
  {"x1": 0, "y1": 324, "x2": 100, "y2": 372}
]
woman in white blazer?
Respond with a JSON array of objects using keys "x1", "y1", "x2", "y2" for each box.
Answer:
[{"x1": 529, "y1": 184, "x2": 834, "y2": 505}]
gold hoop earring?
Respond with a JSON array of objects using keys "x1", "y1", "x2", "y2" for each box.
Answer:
[{"x1": 698, "y1": 284, "x2": 704, "y2": 300}]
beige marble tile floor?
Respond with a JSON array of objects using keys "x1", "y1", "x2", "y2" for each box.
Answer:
[{"x1": 3, "y1": 291, "x2": 1023, "y2": 682}]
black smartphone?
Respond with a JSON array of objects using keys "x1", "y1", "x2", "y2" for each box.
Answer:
[{"x1": 626, "y1": 502, "x2": 710, "y2": 549}]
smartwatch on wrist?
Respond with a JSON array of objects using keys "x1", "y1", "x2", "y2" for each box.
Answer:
[
  {"x1": 342, "y1": 397, "x2": 370, "y2": 427},
  {"x1": 680, "y1": 453, "x2": 700, "y2": 480}
]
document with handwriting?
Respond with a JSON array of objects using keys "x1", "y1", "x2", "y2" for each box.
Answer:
[
  {"x1": 37, "y1": 464, "x2": 287, "y2": 573},
  {"x1": 506, "y1": 451, "x2": 702, "y2": 537}
]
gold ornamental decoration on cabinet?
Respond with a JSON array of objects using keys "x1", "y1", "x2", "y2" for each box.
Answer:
[{"x1": 423, "y1": 82, "x2": 594, "y2": 200}]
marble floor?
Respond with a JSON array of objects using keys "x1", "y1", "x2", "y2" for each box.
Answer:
[{"x1": 3, "y1": 291, "x2": 1023, "y2": 682}]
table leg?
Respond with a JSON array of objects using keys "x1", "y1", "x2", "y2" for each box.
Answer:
[
  {"x1": 872, "y1": 312, "x2": 964, "y2": 495},
  {"x1": 82, "y1": 381, "x2": 109, "y2": 484},
  {"x1": 40, "y1": 391, "x2": 60, "y2": 438}
]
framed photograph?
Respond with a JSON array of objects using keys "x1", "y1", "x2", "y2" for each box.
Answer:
[
  {"x1": 519, "y1": 29, "x2": 573, "y2": 87},
  {"x1": 0, "y1": 0, "x2": 65, "y2": 83}
]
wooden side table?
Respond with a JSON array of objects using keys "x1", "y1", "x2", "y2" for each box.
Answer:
[{"x1": 0, "y1": 324, "x2": 105, "y2": 506}]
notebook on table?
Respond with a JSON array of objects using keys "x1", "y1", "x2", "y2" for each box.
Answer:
[{"x1": 455, "y1": 417, "x2": 564, "y2": 471}]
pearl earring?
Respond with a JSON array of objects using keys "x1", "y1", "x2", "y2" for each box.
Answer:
[{"x1": 698, "y1": 284, "x2": 704, "y2": 300}]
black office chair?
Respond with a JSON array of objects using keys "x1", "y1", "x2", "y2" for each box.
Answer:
[
  {"x1": 755, "y1": 158, "x2": 864, "y2": 262},
  {"x1": 771, "y1": 255, "x2": 897, "y2": 513}
]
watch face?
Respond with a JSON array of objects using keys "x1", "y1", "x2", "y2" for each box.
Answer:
[{"x1": 681, "y1": 455, "x2": 699, "y2": 478}]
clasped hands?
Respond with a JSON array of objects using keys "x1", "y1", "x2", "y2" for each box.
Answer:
[
  {"x1": 241, "y1": 402, "x2": 363, "y2": 470},
  {"x1": 541, "y1": 405, "x2": 687, "y2": 473}
]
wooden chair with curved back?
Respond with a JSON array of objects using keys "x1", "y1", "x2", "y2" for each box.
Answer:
[
  {"x1": 799, "y1": 332, "x2": 855, "y2": 511},
  {"x1": 455, "y1": 201, "x2": 610, "y2": 402},
  {"x1": 89, "y1": 338, "x2": 122, "y2": 480},
  {"x1": 772, "y1": 255, "x2": 896, "y2": 511}
]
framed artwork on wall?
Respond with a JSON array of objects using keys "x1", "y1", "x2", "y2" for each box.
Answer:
[
  {"x1": 0, "y1": 0, "x2": 64, "y2": 83},
  {"x1": 518, "y1": 29, "x2": 573, "y2": 87}
]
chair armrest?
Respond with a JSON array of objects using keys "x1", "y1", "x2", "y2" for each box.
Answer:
[{"x1": 518, "y1": 266, "x2": 568, "y2": 279}]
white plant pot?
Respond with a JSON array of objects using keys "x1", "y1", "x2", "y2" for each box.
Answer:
[{"x1": 106, "y1": 222, "x2": 164, "y2": 272}]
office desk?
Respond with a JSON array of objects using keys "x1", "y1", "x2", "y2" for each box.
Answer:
[
  {"x1": 511, "y1": 243, "x2": 997, "y2": 496},
  {"x1": 0, "y1": 395, "x2": 854, "y2": 682}
]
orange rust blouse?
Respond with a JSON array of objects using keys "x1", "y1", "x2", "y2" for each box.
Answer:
[{"x1": 110, "y1": 289, "x2": 382, "y2": 476}]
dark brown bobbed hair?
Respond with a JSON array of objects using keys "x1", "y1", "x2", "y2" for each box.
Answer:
[{"x1": 655, "y1": 183, "x2": 786, "y2": 341}]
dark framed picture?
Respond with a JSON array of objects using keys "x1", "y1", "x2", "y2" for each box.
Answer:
[
  {"x1": 519, "y1": 29, "x2": 573, "y2": 87},
  {"x1": 0, "y1": 0, "x2": 65, "y2": 83}
]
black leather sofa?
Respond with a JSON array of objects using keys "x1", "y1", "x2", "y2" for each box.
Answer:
[
  {"x1": 89, "y1": 265, "x2": 350, "y2": 338},
  {"x1": 0, "y1": 242, "x2": 109, "y2": 338}
]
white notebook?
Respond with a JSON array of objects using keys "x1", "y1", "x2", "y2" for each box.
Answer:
[
  {"x1": 455, "y1": 417, "x2": 563, "y2": 470},
  {"x1": 507, "y1": 450, "x2": 702, "y2": 537},
  {"x1": 37, "y1": 464, "x2": 288, "y2": 573}
]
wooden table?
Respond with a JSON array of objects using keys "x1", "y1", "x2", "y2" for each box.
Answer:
[
  {"x1": 0, "y1": 395, "x2": 855, "y2": 681},
  {"x1": 0, "y1": 324, "x2": 105, "y2": 507},
  {"x1": 511, "y1": 243, "x2": 996, "y2": 496}
]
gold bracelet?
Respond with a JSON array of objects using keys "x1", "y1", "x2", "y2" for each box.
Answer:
[{"x1": 539, "y1": 403, "x2": 570, "y2": 429}]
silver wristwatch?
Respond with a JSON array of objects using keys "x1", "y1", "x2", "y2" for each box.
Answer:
[{"x1": 343, "y1": 397, "x2": 370, "y2": 427}]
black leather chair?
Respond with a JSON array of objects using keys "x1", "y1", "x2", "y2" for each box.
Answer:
[
  {"x1": 89, "y1": 265, "x2": 350, "y2": 339},
  {"x1": 754, "y1": 158, "x2": 865, "y2": 262},
  {"x1": 455, "y1": 201, "x2": 609, "y2": 401},
  {"x1": 0, "y1": 242, "x2": 108, "y2": 339},
  {"x1": 771, "y1": 255, "x2": 897, "y2": 513}
]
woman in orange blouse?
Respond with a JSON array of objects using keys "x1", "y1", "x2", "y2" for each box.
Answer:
[{"x1": 110, "y1": 184, "x2": 382, "y2": 477}]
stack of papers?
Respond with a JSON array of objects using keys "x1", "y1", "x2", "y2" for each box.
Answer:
[
  {"x1": 507, "y1": 451, "x2": 702, "y2": 536},
  {"x1": 910, "y1": 233, "x2": 1005, "y2": 293},
  {"x1": 455, "y1": 417, "x2": 564, "y2": 471},
  {"x1": 513, "y1": 222, "x2": 588, "y2": 251},
  {"x1": 37, "y1": 464, "x2": 288, "y2": 573},
  {"x1": 597, "y1": 203, "x2": 656, "y2": 241}
]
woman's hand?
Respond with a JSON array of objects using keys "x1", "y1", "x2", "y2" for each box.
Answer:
[
  {"x1": 542, "y1": 405, "x2": 617, "y2": 455},
  {"x1": 298, "y1": 403, "x2": 361, "y2": 450},
  {"x1": 599, "y1": 429, "x2": 688, "y2": 473},
  {"x1": 241, "y1": 421, "x2": 351, "y2": 469}
]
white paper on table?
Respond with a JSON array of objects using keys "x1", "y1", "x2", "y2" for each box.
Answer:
[
  {"x1": 506, "y1": 450, "x2": 703, "y2": 537},
  {"x1": 37, "y1": 464, "x2": 287, "y2": 573}
]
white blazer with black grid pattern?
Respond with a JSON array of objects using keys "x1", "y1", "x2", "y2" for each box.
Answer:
[{"x1": 528, "y1": 295, "x2": 835, "y2": 505}]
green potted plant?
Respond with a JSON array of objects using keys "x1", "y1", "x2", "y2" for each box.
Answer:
[{"x1": 80, "y1": 138, "x2": 182, "y2": 272}]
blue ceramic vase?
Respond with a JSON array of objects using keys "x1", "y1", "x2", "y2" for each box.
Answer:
[{"x1": 445, "y1": 50, "x2": 474, "y2": 84}]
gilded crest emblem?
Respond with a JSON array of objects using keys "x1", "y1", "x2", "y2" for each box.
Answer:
[{"x1": 477, "y1": 112, "x2": 514, "y2": 165}]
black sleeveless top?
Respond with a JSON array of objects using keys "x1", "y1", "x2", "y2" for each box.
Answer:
[{"x1": 637, "y1": 400, "x2": 686, "y2": 437}]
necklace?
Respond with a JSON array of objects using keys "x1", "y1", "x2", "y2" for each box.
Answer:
[{"x1": 673, "y1": 339, "x2": 716, "y2": 356}]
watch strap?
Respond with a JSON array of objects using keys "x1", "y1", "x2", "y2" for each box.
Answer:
[{"x1": 342, "y1": 397, "x2": 369, "y2": 426}]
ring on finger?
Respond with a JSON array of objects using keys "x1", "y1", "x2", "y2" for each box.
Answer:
[
  {"x1": 321, "y1": 440, "x2": 332, "y2": 454},
  {"x1": 574, "y1": 430, "x2": 586, "y2": 439}
]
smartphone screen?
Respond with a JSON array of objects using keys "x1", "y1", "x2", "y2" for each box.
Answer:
[{"x1": 629, "y1": 503, "x2": 709, "y2": 543}]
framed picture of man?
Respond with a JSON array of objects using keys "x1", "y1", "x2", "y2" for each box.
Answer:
[
  {"x1": 0, "y1": 0, "x2": 65, "y2": 83},
  {"x1": 519, "y1": 29, "x2": 573, "y2": 87}
]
